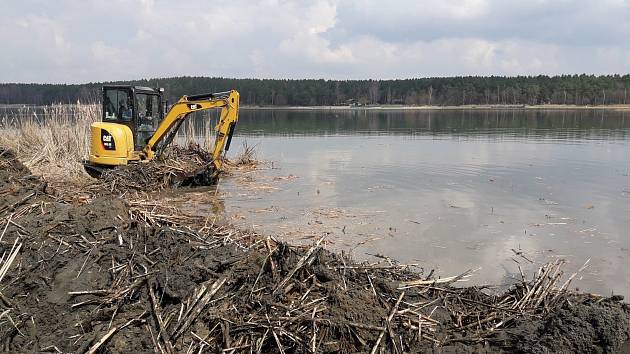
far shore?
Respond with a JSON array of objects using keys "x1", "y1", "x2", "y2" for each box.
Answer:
[{"x1": 241, "y1": 104, "x2": 630, "y2": 112}]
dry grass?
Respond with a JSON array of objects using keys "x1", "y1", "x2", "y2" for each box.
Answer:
[
  {"x1": 0, "y1": 104, "x2": 99, "y2": 184},
  {"x1": 230, "y1": 141, "x2": 257, "y2": 166},
  {"x1": 173, "y1": 110, "x2": 218, "y2": 150}
]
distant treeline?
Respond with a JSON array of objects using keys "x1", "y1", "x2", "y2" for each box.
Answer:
[{"x1": 1, "y1": 75, "x2": 630, "y2": 106}]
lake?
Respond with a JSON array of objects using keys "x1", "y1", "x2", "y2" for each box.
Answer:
[
  {"x1": 218, "y1": 108, "x2": 630, "y2": 296},
  {"x1": 5, "y1": 104, "x2": 628, "y2": 296}
]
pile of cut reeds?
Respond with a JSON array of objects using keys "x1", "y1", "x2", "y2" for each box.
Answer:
[{"x1": 98, "y1": 144, "x2": 219, "y2": 195}]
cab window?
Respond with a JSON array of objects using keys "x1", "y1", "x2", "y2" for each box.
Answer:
[
  {"x1": 104, "y1": 89, "x2": 133, "y2": 121},
  {"x1": 135, "y1": 93, "x2": 161, "y2": 149},
  {"x1": 136, "y1": 94, "x2": 160, "y2": 129}
]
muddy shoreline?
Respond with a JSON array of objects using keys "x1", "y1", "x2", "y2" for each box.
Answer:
[{"x1": 1, "y1": 147, "x2": 629, "y2": 353}]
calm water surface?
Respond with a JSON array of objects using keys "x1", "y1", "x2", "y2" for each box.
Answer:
[{"x1": 218, "y1": 109, "x2": 630, "y2": 295}]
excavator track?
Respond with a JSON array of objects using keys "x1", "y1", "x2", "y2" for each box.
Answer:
[{"x1": 82, "y1": 160, "x2": 114, "y2": 178}]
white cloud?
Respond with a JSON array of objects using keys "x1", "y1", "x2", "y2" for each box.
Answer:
[
  {"x1": 279, "y1": 33, "x2": 354, "y2": 64},
  {"x1": 0, "y1": 0, "x2": 628, "y2": 83}
]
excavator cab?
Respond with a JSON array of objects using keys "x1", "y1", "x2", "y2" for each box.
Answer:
[
  {"x1": 87, "y1": 85, "x2": 166, "y2": 172},
  {"x1": 102, "y1": 85, "x2": 165, "y2": 150}
]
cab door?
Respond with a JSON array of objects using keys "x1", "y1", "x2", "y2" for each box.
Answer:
[
  {"x1": 134, "y1": 93, "x2": 163, "y2": 150},
  {"x1": 103, "y1": 87, "x2": 135, "y2": 136}
]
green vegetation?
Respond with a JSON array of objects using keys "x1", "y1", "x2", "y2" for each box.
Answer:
[{"x1": 2, "y1": 75, "x2": 630, "y2": 106}]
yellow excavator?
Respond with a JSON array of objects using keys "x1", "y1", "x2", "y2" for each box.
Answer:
[{"x1": 85, "y1": 85, "x2": 239, "y2": 178}]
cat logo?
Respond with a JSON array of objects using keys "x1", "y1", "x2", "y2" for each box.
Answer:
[
  {"x1": 188, "y1": 104, "x2": 200, "y2": 110},
  {"x1": 101, "y1": 129, "x2": 116, "y2": 150}
]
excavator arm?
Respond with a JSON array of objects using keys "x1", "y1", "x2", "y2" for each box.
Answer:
[{"x1": 142, "y1": 90, "x2": 240, "y2": 171}]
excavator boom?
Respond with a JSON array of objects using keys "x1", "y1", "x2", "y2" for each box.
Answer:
[{"x1": 143, "y1": 90, "x2": 240, "y2": 171}]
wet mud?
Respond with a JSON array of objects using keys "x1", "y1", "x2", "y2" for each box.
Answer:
[{"x1": 1, "y1": 146, "x2": 629, "y2": 353}]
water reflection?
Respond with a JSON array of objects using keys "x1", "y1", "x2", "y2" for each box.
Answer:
[
  {"x1": 231, "y1": 109, "x2": 630, "y2": 141},
  {"x1": 217, "y1": 109, "x2": 630, "y2": 296}
]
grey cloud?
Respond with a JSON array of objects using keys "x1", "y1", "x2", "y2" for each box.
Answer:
[
  {"x1": 328, "y1": 0, "x2": 630, "y2": 46},
  {"x1": 0, "y1": 0, "x2": 628, "y2": 83}
]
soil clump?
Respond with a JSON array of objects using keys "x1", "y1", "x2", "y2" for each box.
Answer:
[{"x1": 1, "y1": 147, "x2": 629, "y2": 353}]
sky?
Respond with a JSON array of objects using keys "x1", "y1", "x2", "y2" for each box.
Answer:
[{"x1": 1, "y1": 0, "x2": 629, "y2": 83}]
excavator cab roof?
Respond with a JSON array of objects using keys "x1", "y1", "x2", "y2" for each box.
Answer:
[{"x1": 103, "y1": 84, "x2": 164, "y2": 95}]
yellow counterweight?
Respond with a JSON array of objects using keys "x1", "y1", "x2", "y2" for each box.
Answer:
[{"x1": 88, "y1": 122, "x2": 136, "y2": 166}]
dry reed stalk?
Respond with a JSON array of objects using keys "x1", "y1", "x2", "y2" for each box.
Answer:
[
  {"x1": 173, "y1": 110, "x2": 218, "y2": 150},
  {"x1": 0, "y1": 238, "x2": 22, "y2": 284},
  {"x1": 229, "y1": 141, "x2": 257, "y2": 166},
  {"x1": 0, "y1": 103, "x2": 99, "y2": 184}
]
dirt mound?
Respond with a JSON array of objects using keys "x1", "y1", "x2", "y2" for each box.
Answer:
[
  {"x1": 0, "y1": 148, "x2": 30, "y2": 180},
  {"x1": 98, "y1": 145, "x2": 219, "y2": 194},
  {"x1": 1, "y1": 148, "x2": 630, "y2": 353},
  {"x1": 503, "y1": 295, "x2": 630, "y2": 353},
  {"x1": 0, "y1": 147, "x2": 53, "y2": 216}
]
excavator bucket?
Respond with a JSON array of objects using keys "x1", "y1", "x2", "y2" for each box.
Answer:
[{"x1": 179, "y1": 162, "x2": 219, "y2": 187}]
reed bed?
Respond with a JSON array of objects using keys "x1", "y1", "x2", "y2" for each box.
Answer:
[
  {"x1": 0, "y1": 103, "x2": 99, "y2": 184},
  {"x1": 173, "y1": 110, "x2": 219, "y2": 150},
  {"x1": 228, "y1": 141, "x2": 257, "y2": 167}
]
